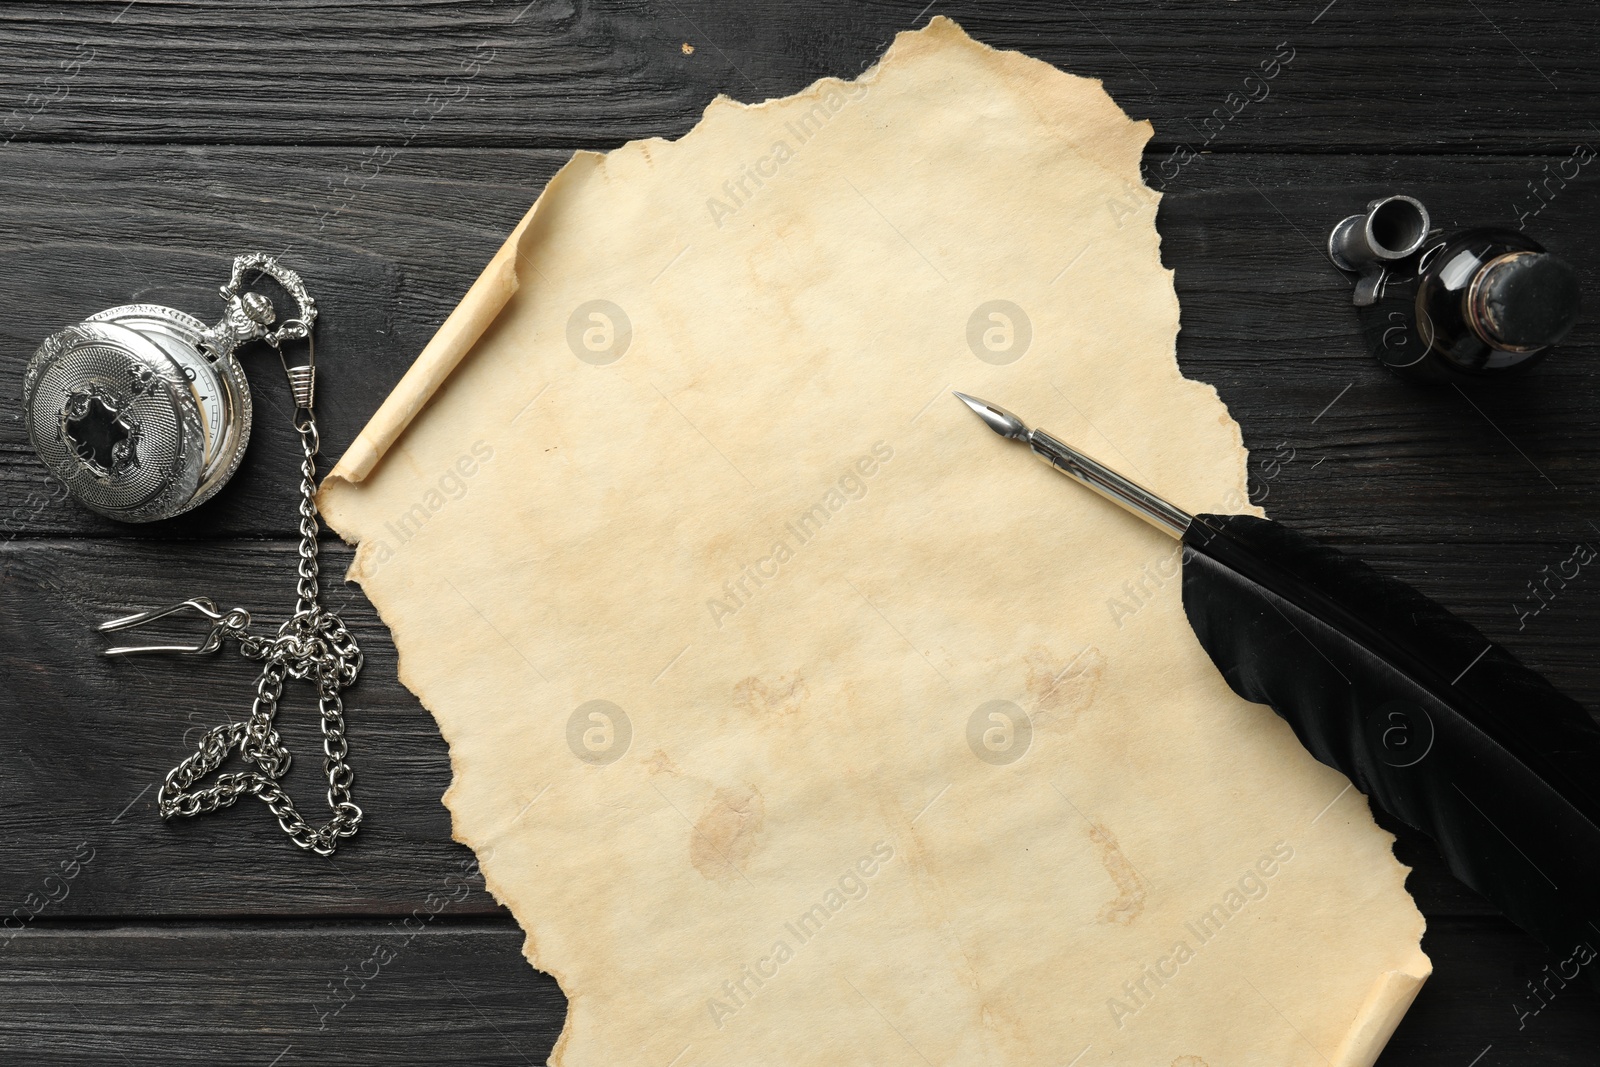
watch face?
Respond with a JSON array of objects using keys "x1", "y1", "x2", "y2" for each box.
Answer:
[{"x1": 24, "y1": 318, "x2": 207, "y2": 522}]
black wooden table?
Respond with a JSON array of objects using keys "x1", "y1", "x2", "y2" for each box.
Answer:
[{"x1": 2, "y1": 2, "x2": 1597, "y2": 1063}]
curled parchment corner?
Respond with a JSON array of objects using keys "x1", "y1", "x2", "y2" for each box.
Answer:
[
  {"x1": 324, "y1": 155, "x2": 595, "y2": 486},
  {"x1": 319, "y1": 15, "x2": 1429, "y2": 1066},
  {"x1": 1334, "y1": 965, "x2": 1431, "y2": 1067},
  {"x1": 319, "y1": 15, "x2": 1166, "y2": 495}
]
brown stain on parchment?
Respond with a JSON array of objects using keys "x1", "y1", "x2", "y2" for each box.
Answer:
[
  {"x1": 690, "y1": 785, "x2": 765, "y2": 882},
  {"x1": 1089, "y1": 822, "x2": 1146, "y2": 925},
  {"x1": 1024, "y1": 645, "x2": 1105, "y2": 724},
  {"x1": 733, "y1": 673, "x2": 809, "y2": 717},
  {"x1": 1172, "y1": 1057, "x2": 1208, "y2": 1067},
  {"x1": 701, "y1": 528, "x2": 739, "y2": 568},
  {"x1": 645, "y1": 748, "x2": 682, "y2": 776}
]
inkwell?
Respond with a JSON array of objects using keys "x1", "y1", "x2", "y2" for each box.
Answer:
[{"x1": 1329, "y1": 195, "x2": 1582, "y2": 381}]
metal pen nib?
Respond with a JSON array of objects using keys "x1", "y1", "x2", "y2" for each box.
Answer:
[{"x1": 952, "y1": 392, "x2": 1192, "y2": 539}]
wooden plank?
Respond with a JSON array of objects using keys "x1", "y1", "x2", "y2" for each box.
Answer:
[
  {"x1": 0, "y1": 918, "x2": 1593, "y2": 1066},
  {"x1": 0, "y1": 145, "x2": 568, "y2": 540},
  {"x1": 0, "y1": 1, "x2": 1595, "y2": 152},
  {"x1": 1154, "y1": 149, "x2": 1600, "y2": 574},
  {"x1": 1352, "y1": 544, "x2": 1600, "y2": 712},
  {"x1": 1379, "y1": 917, "x2": 1600, "y2": 1066},
  {"x1": 2, "y1": 147, "x2": 1598, "y2": 544},
  {"x1": 3, "y1": 536, "x2": 1595, "y2": 920},
  {"x1": 0, "y1": 924, "x2": 566, "y2": 1067},
  {"x1": 0, "y1": 0, "x2": 1594, "y2": 1059},
  {"x1": 0, "y1": 538, "x2": 510, "y2": 918},
  {"x1": 3, "y1": 152, "x2": 1597, "y2": 920}
]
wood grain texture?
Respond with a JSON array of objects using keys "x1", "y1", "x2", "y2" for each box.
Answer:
[
  {"x1": 1382, "y1": 918, "x2": 1600, "y2": 1066},
  {"x1": 0, "y1": 924, "x2": 566, "y2": 1066},
  {"x1": 0, "y1": 145, "x2": 568, "y2": 539},
  {"x1": 2, "y1": 148, "x2": 1597, "y2": 544},
  {"x1": 1, "y1": 539, "x2": 502, "y2": 918},
  {"x1": 1, "y1": 1, "x2": 1598, "y2": 1063},
  {"x1": 1, "y1": 539, "x2": 1594, "y2": 923},
  {"x1": 0, "y1": 1, "x2": 1595, "y2": 151},
  {"x1": 0, "y1": 920, "x2": 1592, "y2": 1066}
]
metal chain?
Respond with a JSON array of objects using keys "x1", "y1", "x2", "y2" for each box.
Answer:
[{"x1": 156, "y1": 360, "x2": 364, "y2": 856}]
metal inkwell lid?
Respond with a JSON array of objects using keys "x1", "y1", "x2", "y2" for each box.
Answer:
[{"x1": 23, "y1": 254, "x2": 316, "y2": 523}]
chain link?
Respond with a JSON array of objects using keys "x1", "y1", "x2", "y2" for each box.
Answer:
[{"x1": 157, "y1": 401, "x2": 364, "y2": 856}]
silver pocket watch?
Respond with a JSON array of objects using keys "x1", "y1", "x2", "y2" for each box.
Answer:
[
  {"x1": 23, "y1": 254, "x2": 365, "y2": 856},
  {"x1": 24, "y1": 253, "x2": 316, "y2": 522}
]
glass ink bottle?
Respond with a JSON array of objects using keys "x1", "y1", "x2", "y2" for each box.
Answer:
[{"x1": 1329, "y1": 196, "x2": 1581, "y2": 382}]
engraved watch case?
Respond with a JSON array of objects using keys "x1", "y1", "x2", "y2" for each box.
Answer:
[{"x1": 22, "y1": 254, "x2": 315, "y2": 523}]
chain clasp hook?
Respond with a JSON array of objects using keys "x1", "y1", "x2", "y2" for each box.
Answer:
[{"x1": 97, "y1": 597, "x2": 251, "y2": 656}]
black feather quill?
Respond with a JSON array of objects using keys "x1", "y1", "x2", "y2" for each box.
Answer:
[
  {"x1": 1183, "y1": 513, "x2": 1600, "y2": 978},
  {"x1": 952, "y1": 391, "x2": 1600, "y2": 978}
]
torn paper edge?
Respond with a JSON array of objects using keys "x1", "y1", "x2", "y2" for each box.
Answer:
[
  {"x1": 323, "y1": 17, "x2": 924, "y2": 488},
  {"x1": 325, "y1": 171, "x2": 542, "y2": 485},
  {"x1": 314, "y1": 15, "x2": 1431, "y2": 1061}
]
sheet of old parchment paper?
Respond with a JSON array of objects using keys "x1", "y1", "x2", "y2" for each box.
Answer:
[{"x1": 320, "y1": 18, "x2": 1429, "y2": 1066}]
